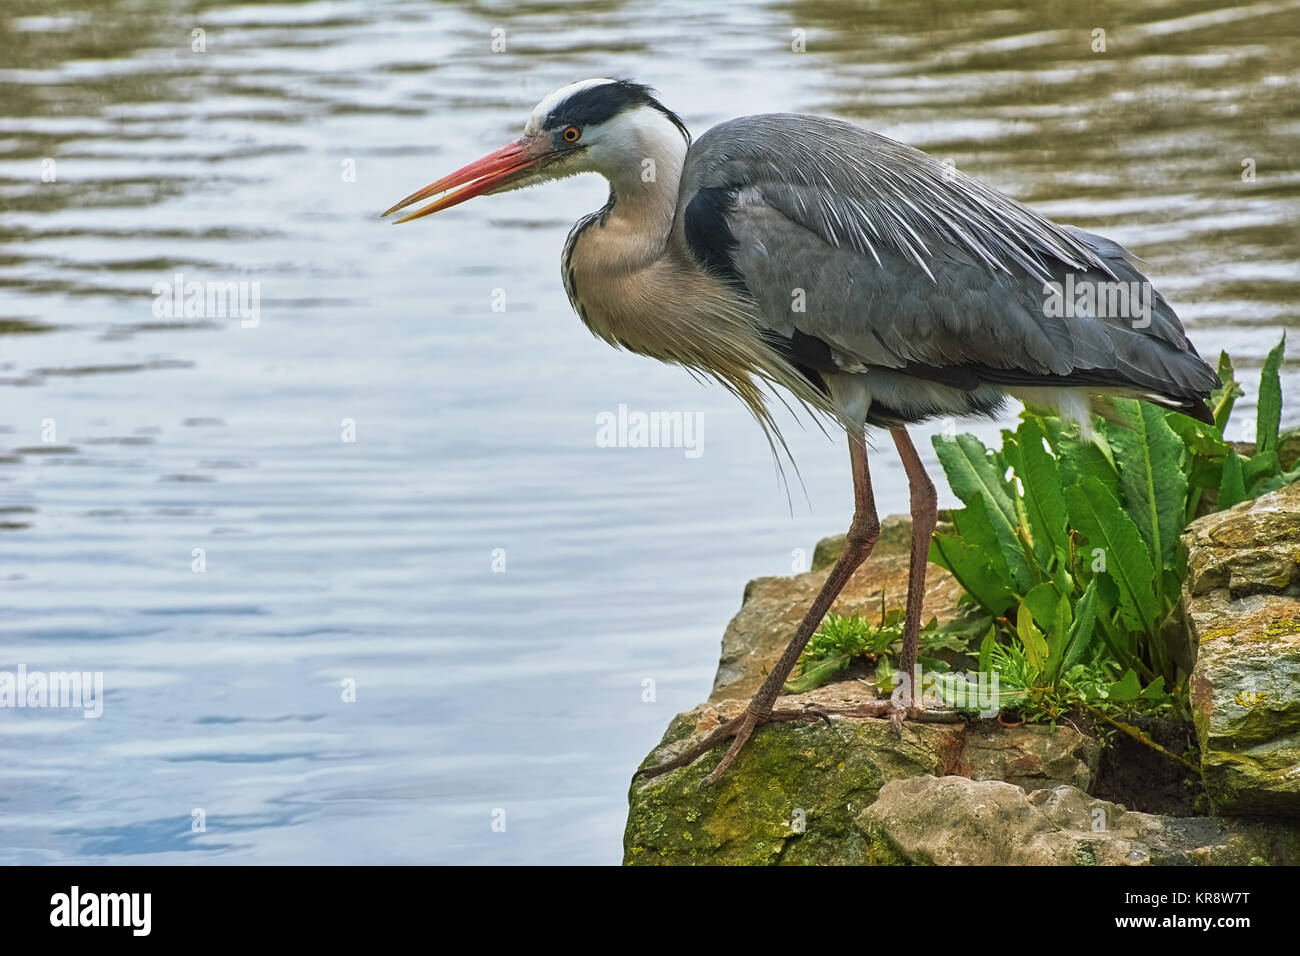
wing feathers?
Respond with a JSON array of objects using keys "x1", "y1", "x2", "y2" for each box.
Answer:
[{"x1": 676, "y1": 113, "x2": 1218, "y2": 412}]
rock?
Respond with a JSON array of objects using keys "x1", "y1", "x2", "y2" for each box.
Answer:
[
  {"x1": 624, "y1": 682, "x2": 1104, "y2": 865},
  {"x1": 810, "y1": 532, "x2": 850, "y2": 572},
  {"x1": 1187, "y1": 591, "x2": 1300, "y2": 815},
  {"x1": 624, "y1": 694, "x2": 965, "y2": 866},
  {"x1": 715, "y1": 521, "x2": 964, "y2": 702},
  {"x1": 862, "y1": 776, "x2": 1300, "y2": 865},
  {"x1": 1183, "y1": 483, "x2": 1300, "y2": 598},
  {"x1": 957, "y1": 722, "x2": 1100, "y2": 792},
  {"x1": 1279, "y1": 427, "x2": 1300, "y2": 473},
  {"x1": 1183, "y1": 483, "x2": 1300, "y2": 816},
  {"x1": 626, "y1": 485, "x2": 1300, "y2": 864}
]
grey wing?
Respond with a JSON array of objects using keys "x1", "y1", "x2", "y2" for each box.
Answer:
[{"x1": 675, "y1": 113, "x2": 1218, "y2": 412}]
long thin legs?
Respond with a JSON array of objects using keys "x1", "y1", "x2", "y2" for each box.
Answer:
[
  {"x1": 637, "y1": 431, "x2": 880, "y2": 786},
  {"x1": 890, "y1": 427, "x2": 938, "y2": 703},
  {"x1": 749, "y1": 432, "x2": 880, "y2": 716}
]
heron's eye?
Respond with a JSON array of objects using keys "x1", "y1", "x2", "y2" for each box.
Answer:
[{"x1": 562, "y1": 126, "x2": 581, "y2": 143}]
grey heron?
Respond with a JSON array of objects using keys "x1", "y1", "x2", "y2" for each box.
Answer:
[{"x1": 383, "y1": 78, "x2": 1218, "y2": 787}]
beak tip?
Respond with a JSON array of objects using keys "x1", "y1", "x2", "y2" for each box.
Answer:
[{"x1": 383, "y1": 139, "x2": 532, "y2": 229}]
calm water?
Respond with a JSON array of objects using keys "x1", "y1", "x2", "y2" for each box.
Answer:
[{"x1": 1, "y1": 0, "x2": 1296, "y2": 864}]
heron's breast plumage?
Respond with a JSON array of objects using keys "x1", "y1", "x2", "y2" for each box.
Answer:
[
  {"x1": 560, "y1": 204, "x2": 842, "y2": 435},
  {"x1": 563, "y1": 215, "x2": 740, "y2": 365}
]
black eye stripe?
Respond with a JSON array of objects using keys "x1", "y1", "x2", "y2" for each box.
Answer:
[{"x1": 542, "y1": 79, "x2": 690, "y2": 142}]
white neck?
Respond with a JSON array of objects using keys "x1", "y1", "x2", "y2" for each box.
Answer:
[{"x1": 589, "y1": 108, "x2": 688, "y2": 262}]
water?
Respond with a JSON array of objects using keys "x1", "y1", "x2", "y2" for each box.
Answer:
[{"x1": 1, "y1": 0, "x2": 1296, "y2": 864}]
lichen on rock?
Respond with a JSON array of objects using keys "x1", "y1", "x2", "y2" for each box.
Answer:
[{"x1": 1184, "y1": 482, "x2": 1300, "y2": 816}]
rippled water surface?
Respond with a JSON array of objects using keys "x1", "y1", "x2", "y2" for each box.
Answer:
[{"x1": 1, "y1": 0, "x2": 1297, "y2": 863}]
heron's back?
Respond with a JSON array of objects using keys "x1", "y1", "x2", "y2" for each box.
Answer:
[{"x1": 671, "y1": 113, "x2": 1218, "y2": 427}]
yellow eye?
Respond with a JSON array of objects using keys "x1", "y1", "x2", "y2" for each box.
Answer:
[{"x1": 562, "y1": 126, "x2": 581, "y2": 143}]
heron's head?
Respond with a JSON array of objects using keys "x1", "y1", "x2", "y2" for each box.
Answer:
[{"x1": 382, "y1": 78, "x2": 689, "y2": 223}]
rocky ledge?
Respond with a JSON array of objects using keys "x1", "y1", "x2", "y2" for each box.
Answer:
[
  {"x1": 1184, "y1": 483, "x2": 1300, "y2": 816},
  {"x1": 624, "y1": 484, "x2": 1300, "y2": 865}
]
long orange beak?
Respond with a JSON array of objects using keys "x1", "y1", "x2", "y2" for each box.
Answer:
[{"x1": 382, "y1": 139, "x2": 543, "y2": 224}]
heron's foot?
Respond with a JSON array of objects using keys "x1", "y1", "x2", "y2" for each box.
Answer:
[
  {"x1": 634, "y1": 705, "x2": 821, "y2": 789},
  {"x1": 817, "y1": 698, "x2": 933, "y2": 735},
  {"x1": 634, "y1": 698, "x2": 956, "y2": 788},
  {"x1": 821, "y1": 699, "x2": 900, "y2": 733},
  {"x1": 893, "y1": 697, "x2": 932, "y2": 734}
]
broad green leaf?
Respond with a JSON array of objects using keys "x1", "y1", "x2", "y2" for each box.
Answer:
[
  {"x1": 1009, "y1": 483, "x2": 1044, "y2": 581},
  {"x1": 1017, "y1": 605, "x2": 1049, "y2": 676},
  {"x1": 1054, "y1": 594, "x2": 1071, "y2": 637},
  {"x1": 1053, "y1": 590, "x2": 1072, "y2": 640},
  {"x1": 1219, "y1": 448, "x2": 1247, "y2": 509},
  {"x1": 1188, "y1": 458, "x2": 1224, "y2": 493},
  {"x1": 1091, "y1": 429, "x2": 1119, "y2": 470},
  {"x1": 977, "y1": 682, "x2": 1030, "y2": 710},
  {"x1": 1044, "y1": 591, "x2": 1074, "y2": 681},
  {"x1": 932, "y1": 671, "x2": 1000, "y2": 713},
  {"x1": 917, "y1": 655, "x2": 950, "y2": 673},
  {"x1": 1021, "y1": 582, "x2": 1061, "y2": 635},
  {"x1": 952, "y1": 492, "x2": 1032, "y2": 594},
  {"x1": 1257, "y1": 334, "x2": 1286, "y2": 455},
  {"x1": 1107, "y1": 669, "x2": 1143, "y2": 702},
  {"x1": 1013, "y1": 417, "x2": 1070, "y2": 568},
  {"x1": 1065, "y1": 477, "x2": 1160, "y2": 636},
  {"x1": 1165, "y1": 412, "x2": 1229, "y2": 460},
  {"x1": 1051, "y1": 549, "x2": 1076, "y2": 600},
  {"x1": 782, "y1": 653, "x2": 851, "y2": 694},
  {"x1": 1061, "y1": 578, "x2": 1100, "y2": 672},
  {"x1": 875, "y1": 656, "x2": 895, "y2": 694},
  {"x1": 1139, "y1": 676, "x2": 1167, "y2": 701},
  {"x1": 978, "y1": 626, "x2": 995, "y2": 676},
  {"x1": 1052, "y1": 424, "x2": 1121, "y2": 502},
  {"x1": 1244, "y1": 450, "x2": 1279, "y2": 493},
  {"x1": 1108, "y1": 399, "x2": 1188, "y2": 580},
  {"x1": 1253, "y1": 462, "x2": 1300, "y2": 495},
  {"x1": 934, "y1": 433, "x2": 1035, "y2": 589},
  {"x1": 929, "y1": 533, "x2": 1016, "y2": 615},
  {"x1": 932, "y1": 433, "x2": 1018, "y2": 545}
]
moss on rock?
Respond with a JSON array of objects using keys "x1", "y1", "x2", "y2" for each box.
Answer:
[
  {"x1": 624, "y1": 700, "x2": 963, "y2": 865},
  {"x1": 1183, "y1": 483, "x2": 1300, "y2": 816}
]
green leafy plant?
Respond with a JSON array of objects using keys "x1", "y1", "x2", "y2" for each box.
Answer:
[
  {"x1": 966, "y1": 619, "x2": 1170, "y2": 719},
  {"x1": 929, "y1": 334, "x2": 1294, "y2": 706},
  {"x1": 782, "y1": 335, "x2": 1291, "y2": 772},
  {"x1": 782, "y1": 600, "x2": 972, "y2": 695},
  {"x1": 1177, "y1": 335, "x2": 1298, "y2": 515}
]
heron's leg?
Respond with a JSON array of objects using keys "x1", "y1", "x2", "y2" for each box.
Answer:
[
  {"x1": 890, "y1": 427, "x2": 938, "y2": 712},
  {"x1": 636, "y1": 431, "x2": 880, "y2": 787}
]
